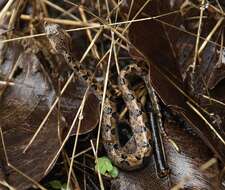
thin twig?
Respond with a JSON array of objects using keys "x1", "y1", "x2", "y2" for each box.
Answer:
[
  {"x1": 91, "y1": 140, "x2": 105, "y2": 190},
  {"x1": 1, "y1": 10, "x2": 182, "y2": 44},
  {"x1": 42, "y1": 0, "x2": 79, "y2": 20},
  {"x1": 95, "y1": 31, "x2": 114, "y2": 153},
  {"x1": 0, "y1": 0, "x2": 15, "y2": 22},
  {"x1": 5, "y1": 12, "x2": 97, "y2": 27},
  {"x1": 187, "y1": 101, "x2": 225, "y2": 145},
  {"x1": 8, "y1": 163, "x2": 47, "y2": 190},
  {"x1": 188, "y1": 0, "x2": 205, "y2": 91},
  {"x1": 67, "y1": 90, "x2": 88, "y2": 190},
  {"x1": 0, "y1": 180, "x2": 16, "y2": 190},
  {"x1": 198, "y1": 16, "x2": 224, "y2": 54},
  {"x1": 79, "y1": 6, "x2": 100, "y2": 59},
  {"x1": 201, "y1": 95, "x2": 225, "y2": 107}
]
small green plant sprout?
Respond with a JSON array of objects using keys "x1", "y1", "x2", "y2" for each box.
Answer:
[
  {"x1": 95, "y1": 156, "x2": 119, "y2": 178},
  {"x1": 49, "y1": 180, "x2": 71, "y2": 190}
]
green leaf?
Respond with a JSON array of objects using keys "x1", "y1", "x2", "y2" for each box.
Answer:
[
  {"x1": 95, "y1": 156, "x2": 113, "y2": 175},
  {"x1": 61, "y1": 183, "x2": 71, "y2": 190},
  {"x1": 49, "y1": 180, "x2": 62, "y2": 189},
  {"x1": 95, "y1": 156, "x2": 119, "y2": 178},
  {"x1": 109, "y1": 166, "x2": 119, "y2": 178}
]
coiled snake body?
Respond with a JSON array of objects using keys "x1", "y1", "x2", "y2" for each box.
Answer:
[{"x1": 45, "y1": 23, "x2": 162, "y2": 170}]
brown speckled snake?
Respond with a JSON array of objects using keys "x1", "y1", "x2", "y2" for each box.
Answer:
[{"x1": 44, "y1": 23, "x2": 162, "y2": 170}]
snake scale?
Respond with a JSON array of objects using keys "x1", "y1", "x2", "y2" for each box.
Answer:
[{"x1": 44, "y1": 23, "x2": 162, "y2": 170}]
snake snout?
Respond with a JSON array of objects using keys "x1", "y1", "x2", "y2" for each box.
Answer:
[{"x1": 44, "y1": 23, "x2": 60, "y2": 36}]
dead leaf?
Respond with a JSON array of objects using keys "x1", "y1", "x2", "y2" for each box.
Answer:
[
  {"x1": 111, "y1": 118, "x2": 220, "y2": 190},
  {"x1": 125, "y1": 0, "x2": 225, "y2": 163},
  {"x1": 0, "y1": 36, "x2": 99, "y2": 189}
]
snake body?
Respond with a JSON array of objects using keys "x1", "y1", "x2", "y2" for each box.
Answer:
[
  {"x1": 102, "y1": 67, "x2": 152, "y2": 170},
  {"x1": 44, "y1": 23, "x2": 155, "y2": 170}
]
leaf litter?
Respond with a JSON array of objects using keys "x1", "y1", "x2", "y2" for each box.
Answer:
[{"x1": 0, "y1": 0, "x2": 224, "y2": 189}]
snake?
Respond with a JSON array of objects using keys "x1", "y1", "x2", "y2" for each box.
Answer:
[{"x1": 44, "y1": 23, "x2": 162, "y2": 170}]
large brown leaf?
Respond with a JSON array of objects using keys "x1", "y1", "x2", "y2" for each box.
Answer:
[
  {"x1": 0, "y1": 37, "x2": 99, "y2": 189},
  {"x1": 125, "y1": 0, "x2": 225, "y2": 163},
  {"x1": 111, "y1": 118, "x2": 219, "y2": 190}
]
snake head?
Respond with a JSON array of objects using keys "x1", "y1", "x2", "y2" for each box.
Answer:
[
  {"x1": 44, "y1": 22, "x2": 61, "y2": 37},
  {"x1": 44, "y1": 22, "x2": 72, "y2": 57}
]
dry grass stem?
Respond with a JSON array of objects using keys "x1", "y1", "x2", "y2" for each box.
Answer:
[
  {"x1": 67, "y1": 90, "x2": 88, "y2": 189},
  {"x1": 8, "y1": 163, "x2": 47, "y2": 190},
  {"x1": 0, "y1": 180, "x2": 16, "y2": 190},
  {"x1": 79, "y1": 7, "x2": 100, "y2": 59},
  {"x1": 1, "y1": 11, "x2": 223, "y2": 55},
  {"x1": 198, "y1": 17, "x2": 224, "y2": 54},
  {"x1": 91, "y1": 140, "x2": 105, "y2": 190},
  {"x1": 188, "y1": 0, "x2": 205, "y2": 75},
  {"x1": 186, "y1": 101, "x2": 225, "y2": 145},
  {"x1": 42, "y1": 0, "x2": 79, "y2": 20},
  {"x1": 202, "y1": 95, "x2": 225, "y2": 107},
  {"x1": 0, "y1": 127, "x2": 8, "y2": 164},
  {"x1": 95, "y1": 31, "x2": 114, "y2": 153},
  {"x1": 0, "y1": 0, "x2": 15, "y2": 22},
  {"x1": 5, "y1": 12, "x2": 98, "y2": 27}
]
